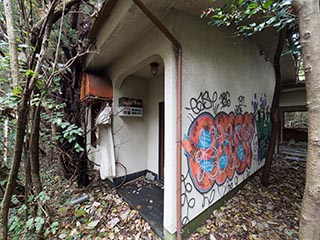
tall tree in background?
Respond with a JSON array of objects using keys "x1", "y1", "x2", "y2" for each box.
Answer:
[
  {"x1": 293, "y1": 0, "x2": 320, "y2": 239},
  {"x1": 3, "y1": 0, "x2": 19, "y2": 86}
]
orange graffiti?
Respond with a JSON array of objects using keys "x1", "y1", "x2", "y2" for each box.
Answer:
[{"x1": 182, "y1": 112, "x2": 255, "y2": 193}]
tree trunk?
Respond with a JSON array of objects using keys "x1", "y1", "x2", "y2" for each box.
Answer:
[
  {"x1": 0, "y1": 95, "x2": 30, "y2": 240},
  {"x1": 3, "y1": 0, "x2": 20, "y2": 86},
  {"x1": 0, "y1": 1, "x2": 25, "y2": 239},
  {"x1": 293, "y1": 0, "x2": 320, "y2": 239},
  {"x1": 261, "y1": 27, "x2": 287, "y2": 186},
  {"x1": 24, "y1": 137, "x2": 32, "y2": 218},
  {"x1": 29, "y1": 104, "x2": 42, "y2": 195},
  {"x1": 0, "y1": 186, "x2": 3, "y2": 199},
  {"x1": 3, "y1": 118, "x2": 9, "y2": 164},
  {"x1": 58, "y1": 3, "x2": 90, "y2": 187},
  {"x1": 32, "y1": 106, "x2": 43, "y2": 240}
]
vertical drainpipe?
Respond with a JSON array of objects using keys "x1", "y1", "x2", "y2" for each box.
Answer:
[
  {"x1": 131, "y1": 1, "x2": 183, "y2": 239},
  {"x1": 176, "y1": 47, "x2": 183, "y2": 240}
]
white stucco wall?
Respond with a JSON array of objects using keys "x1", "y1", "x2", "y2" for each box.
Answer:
[
  {"x1": 105, "y1": 22, "x2": 178, "y2": 233},
  {"x1": 112, "y1": 73, "x2": 165, "y2": 176},
  {"x1": 113, "y1": 76, "x2": 148, "y2": 174},
  {"x1": 146, "y1": 74, "x2": 164, "y2": 174}
]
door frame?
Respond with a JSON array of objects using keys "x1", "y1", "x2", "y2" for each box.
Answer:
[{"x1": 158, "y1": 102, "x2": 165, "y2": 181}]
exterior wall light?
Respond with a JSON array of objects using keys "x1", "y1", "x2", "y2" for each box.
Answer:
[{"x1": 150, "y1": 62, "x2": 159, "y2": 77}]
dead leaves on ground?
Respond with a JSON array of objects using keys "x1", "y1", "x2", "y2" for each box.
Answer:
[
  {"x1": 46, "y1": 149, "x2": 304, "y2": 239},
  {"x1": 189, "y1": 157, "x2": 305, "y2": 240},
  {"x1": 46, "y1": 178, "x2": 160, "y2": 240}
]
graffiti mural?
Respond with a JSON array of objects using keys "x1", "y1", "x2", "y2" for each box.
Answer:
[
  {"x1": 252, "y1": 93, "x2": 271, "y2": 162},
  {"x1": 182, "y1": 111, "x2": 255, "y2": 193},
  {"x1": 181, "y1": 91, "x2": 271, "y2": 225}
]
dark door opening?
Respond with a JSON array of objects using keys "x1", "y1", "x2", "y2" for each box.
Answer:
[{"x1": 159, "y1": 102, "x2": 164, "y2": 181}]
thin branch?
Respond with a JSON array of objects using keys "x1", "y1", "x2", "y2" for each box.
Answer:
[
  {"x1": 81, "y1": 0, "x2": 98, "y2": 11},
  {"x1": 38, "y1": 201, "x2": 50, "y2": 219},
  {"x1": 28, "y1": 0, "x2": 60, "y2": 91},
  {"x1": 40, "y1": 50, "x2": 98, "y2": 101},
  {"x1": 29, "y1": 0, "x2": 59, "y2": 72},
  {"x1": 0, "y1": 185, "x2": 4, "y2": 198},
  {"x1": 51, "y1": 0, "x2": 66, "y2": 74},
  {"x1": 68, "y1": 10, "x2": 92, "y2": 17}
]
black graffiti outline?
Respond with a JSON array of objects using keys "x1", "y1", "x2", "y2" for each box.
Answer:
[
  {"x1": 244, "y1": 168, "x2": 251, "y2": 180},
  {"x1": 181, "y1": 170, "x2": 196, "y2": 226},
  {"x1": 201, "y1": 189, "x2": 216, "y2": 208},
  {"x1": 185, "y1": 91, "x2": 219, "y2": 115},
  {"x1": 187, "y1": 112, "x2": 195, "y2": 123},
  {"x1": 252, "y1": 132, "x2": 259, "y2": 163},
  {"x1": 235, "y1": 95, "x2": 247, "y2": 113},
  {"x1": 217, "y1": 178, "x2": 233, "y2": 197},
  {"x1": 234, "y1": 175, "x2": 239, "y2": 186},
  {"x1": 219, "y1": 91, "x2": 231, "y2": 109}
]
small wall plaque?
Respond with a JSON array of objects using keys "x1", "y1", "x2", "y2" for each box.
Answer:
[{"x1": 118, "y1": 97, "x2": 143, "y2": 117}]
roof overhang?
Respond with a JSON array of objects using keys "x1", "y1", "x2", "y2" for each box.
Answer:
[
  {"x1": 84, "y1": 0, "x2": 173, "y2": 72},
  {"x1": 84, "y1": 0, "x2": 295, "y2": 83}
]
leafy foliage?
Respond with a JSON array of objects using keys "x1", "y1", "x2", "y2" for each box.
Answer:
[
  {"x1": 202, "y1": 0, "x2": 297, "y2": 37},
  {"x1": 0, "y1": 0, "x2": 103, "y2": 238},
  {"x1": 8, "y1": 191, "x2": 50, "y2": 239},
  {"x1": 284, "y1": 111, "x2": 307, "y2": 129},
  {"x1": 0, "y1": 0, "x2": 99, "y2": 167}
]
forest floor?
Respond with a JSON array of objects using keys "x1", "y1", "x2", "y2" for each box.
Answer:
[
  {"x1": 188, "y1": 156, "x2": 305, "y2": 240},
  {"x1": 40, "y1": 146, "x2": 305, "y2": 240}
]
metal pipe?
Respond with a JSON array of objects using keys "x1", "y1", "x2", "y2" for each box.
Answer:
[
  {"x1": 176, "y1": 47, "x2": 183, "y2": 240},
  {"x1": 132, "y1": 1, "x2": 183, "y2": 239}
]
